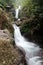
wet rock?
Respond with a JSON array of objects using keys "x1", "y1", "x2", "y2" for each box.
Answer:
[{"x1": 14, "y1": 20, "x2": 22, "y2": 26}]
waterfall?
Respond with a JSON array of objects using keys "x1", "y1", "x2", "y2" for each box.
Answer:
[
  {"x1": 13, "y1": 24, "x2": 43, "y2": 65},
  {"x1": 13, "y1": 5, "x2": 43, "y2": 65},
  {"x1": 15, "y1": 6, "x2": 21, "y2": 19}
]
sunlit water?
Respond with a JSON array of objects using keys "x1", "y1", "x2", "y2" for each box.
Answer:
[
  {"x1": 15, "y1": 6, "x2": 21, "y2": 19},
  {"x1": 13, "y1": 24, "x2": 43, "y2": 65},
  {"x1": 13, "y1": 5, "x2": 43, "y2": 65}
]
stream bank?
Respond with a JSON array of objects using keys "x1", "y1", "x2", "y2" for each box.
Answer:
[{"x1": 0, "y1": 8, "x2": 26, "y2": 65}]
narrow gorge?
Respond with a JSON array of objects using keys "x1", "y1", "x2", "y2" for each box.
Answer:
[{"x1": 13, "y1": 6, "x2": 43, "y2": 65}]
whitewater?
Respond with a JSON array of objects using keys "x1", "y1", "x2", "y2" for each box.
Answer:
[{"x1": 13, "y1": 6, "x2": 43, "y2": 65}]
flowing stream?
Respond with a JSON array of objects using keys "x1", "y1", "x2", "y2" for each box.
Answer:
[
  {"x1": 15, "y1": 6, "x2": 21, "y2": 19},
  {"x1": 13, "y1": 6, "x2": 43, "y2": 65}
]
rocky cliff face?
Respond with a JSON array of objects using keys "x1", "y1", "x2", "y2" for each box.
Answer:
[
  {"x1": 0, "y1": 29, "x2": 25, "y2": 65},
  {"x1": 0, "y1": 8, "x2": 26, "y2": 65},
  {"x1": 0, "y1": 29, "x2": 26, "y2": 65}
]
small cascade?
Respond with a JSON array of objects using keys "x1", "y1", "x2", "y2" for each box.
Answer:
[
  {"x1": 13, "y1": 5, "x2": 43, "y2": 65},
  {"x1": 15, "y1": 5, "x2": 21, "y2": 19},
  {"x1": 13, "y1": 24, "x2": 43, "y2": 65}
]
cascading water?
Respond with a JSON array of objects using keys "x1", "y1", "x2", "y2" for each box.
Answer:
[
  {"x1": 15, "y1": 6, "x2": 21, "y2": 19},
  {"x1": 13, "y1": 6, "x2": 43, "y2": 65},
  {"x1": 13, "y1": 24, "x2": 43, "y2": 65}
]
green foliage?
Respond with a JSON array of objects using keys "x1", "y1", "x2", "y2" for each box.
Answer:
[
  {"x1": 21, "y1": 17, "x2": 40, "y2": 34},
  {"x1": 18, "y1": 0, "x2": 43, "y2": 18},
  {"x1": 0, "y1": 0, "x2": 14, "y2": 9}
]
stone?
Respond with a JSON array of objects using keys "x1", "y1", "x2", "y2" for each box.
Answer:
[{"x1": 0, "y1": 29, "x2": 26, "y2": 65}]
